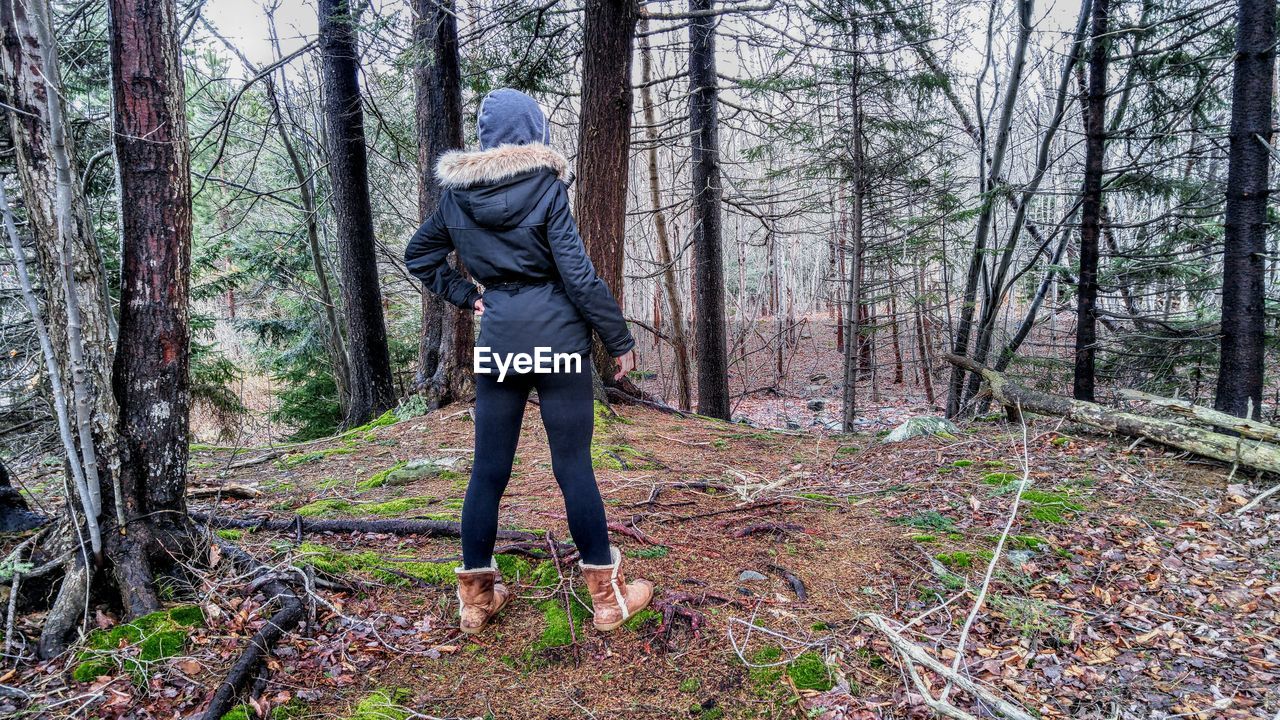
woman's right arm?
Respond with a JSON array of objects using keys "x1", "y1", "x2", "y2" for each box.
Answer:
[
  {"x1": 545, "y1": 182, "x2": 635, "y2": 357},
  {"x1": 404, "y1": 203, "x2": 481, "y2": 310}
]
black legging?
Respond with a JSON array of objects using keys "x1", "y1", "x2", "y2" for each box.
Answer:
[{"x1": 461, "y1": 365, "x2": 612, "y2": 568}]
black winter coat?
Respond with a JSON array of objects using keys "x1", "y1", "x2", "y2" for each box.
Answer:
[{"x1": 404, "y1": 143, "x2": 635, "y2": 363}]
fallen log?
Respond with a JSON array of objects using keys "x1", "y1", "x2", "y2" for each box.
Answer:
[
  {"x1": 188, "y1": 485, "x2": 263, "y2": 500},
  {"x1": 944, "y1": 355, "x2": 1280, "y2": 476},
  {"x1": 1117, "y1": 389, "x2": 1280, "y2": 443},
  {"x1": 190, "y1": 512, "x2": 540, "y2": 541}
]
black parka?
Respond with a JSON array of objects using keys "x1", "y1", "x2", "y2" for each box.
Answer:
[{"x1": 404, "y1": 142, "x2": 635, "y2": 363}]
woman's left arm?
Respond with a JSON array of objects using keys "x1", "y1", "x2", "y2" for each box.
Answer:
[{"x1": 404, "y1": 205, "x2": 481, "y2": 310}]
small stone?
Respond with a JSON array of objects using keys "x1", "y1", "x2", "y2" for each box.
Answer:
[
  {"x1": 785, "y1": 419, "x2": 802, "y2": 430},
  {"x1": 738, "y1": 570, "x2": 768, "y2": 582},
  {"x1": 1006, "y1": 550, "x2": 1035, "y2": 566},
  {"x1": 807, "y1": 399, "x2": 826, "y2": 411}
]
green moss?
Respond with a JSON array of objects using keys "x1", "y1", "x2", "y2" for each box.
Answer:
[
  {"x1": 294, "y1": 498, "x2": 354, "y2": 517},
  {"x1": 378, "y1": 560, "x2": 460, "y2": 585},
  {"x1": 168, "y1": 604, "x2": 205, "y2": 627},
  {"x1": 73, "y1": 605, "x2": 200, "y2": 685},
  {"x1": 1022, "y1": 489, "x2": 1083, "y2": 523},
  {"x1": 936, "y1": 551, "x2": 975, "y2": 570},
  {"x1": 527, "y1": 561, "x2": 560, "y2": 588},
  {"x1": 787, "y1": 652, "x2": 834, "y2": 691},
  {"x1": 747, "y1": 645, "x2": 784, "y2": 693},
  {"x1": 71, "y1": 658, "x2": 114, "y2": 682},
  {"x1": 531, "y1": 597, "x2": 591, "y2": 652},
  {"x1": 296, "y1": 542, "x2": 461, "y2": 586},
  {"x1": 495, "y1": 554, "x2": 532, "y2": 581},
  {"x1": 910, "y1": 534, "x2": 937, "y2": 543},
  {"x1": 691, "y1": 704, "x2": 724, "y2": 720},
  {"x1": 982, "y1": 472, "x2": 1020, "y2": 486},
  {"x1": 222, "y1": 706, "x2": 252, "y2": 720},
  {"x1": 624, "y1": 608, "x2": 661, "y2": 630},
  {"x1": 625, "y1": 546, "x2": 669, "y2": 559},
  {"x1": 590, "y1": 443, "x2": 653, "y2": 470},
  {"x1": 346, "y1": 688, "x2": 413, "y2": 720},
  {"x1": 592, "y1": 400, "x2": 631, "y2": 426},
  {"x1": 341, "y1": 410, "x2": 399, "y2": 439},
  {"x1": 951, "y1": 459, "x2": 974, "y2": 467},
  {"x1": 277, "y1": 446, "x2": 354, "y2": 468},
  {"x1": 357, "y1": 461, "x2": 407, "y2": 490},
  {"x1": 892, "y1": 511, "x2": 955, "y2": 532},
  {"x1": 216, "y1": 529, "x2": 244, "y2": 541},
  {"x1": 679, "y1": 677, "x2": 702, "y2": 693},
  {"x1": 139, "y1": 629, "x2": 186, "y2": 661},
  {"x1": 361, "y1": 496, "x2": 438, "y2": 516},
  {"x1": 799, "y1": 492, "x2": 840, "y2": 502},
  {"x1": 1050, "y1": 436, "x2": 1071, "y2": 447},
  {"x1": 1006, "y1": 534, "x2": 1049, "y2": 550}
]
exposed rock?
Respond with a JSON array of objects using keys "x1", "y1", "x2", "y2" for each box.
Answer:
[
  {"x1": 738, "y1": 570, "x2": 768, "y2": 582},
  {"x1": 807, "y1": 399, "x2": 826, "y2": 411},
  {"x1": 883, "y1": 416, "x2": 959, "y2": 443}
]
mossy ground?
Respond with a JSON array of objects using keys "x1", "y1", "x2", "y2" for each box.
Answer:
[{"x1": 71, "y1": 604, "x2": 205, "y2": 683}]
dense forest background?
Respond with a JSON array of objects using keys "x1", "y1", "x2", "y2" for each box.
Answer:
[{"x1": 3, "y1": 0, "x2": 1275, "y2": 452}]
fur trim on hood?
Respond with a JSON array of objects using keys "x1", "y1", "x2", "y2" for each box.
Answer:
[{"x1": 436, "y1": 143, "x2": 570, "y2": 188}]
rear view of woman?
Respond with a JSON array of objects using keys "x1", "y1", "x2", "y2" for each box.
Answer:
[{"x1": 404, "y1": 88, "x2": 654, "y2": 635}]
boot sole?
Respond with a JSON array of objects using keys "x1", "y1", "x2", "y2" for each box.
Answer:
[{"x1": 593, "y1": 590, "x2": 654, "y2": 632}]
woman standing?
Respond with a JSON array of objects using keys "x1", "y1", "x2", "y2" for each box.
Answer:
[{"x1": 404, "y1": 88, "x2": 653, "y2": 635}]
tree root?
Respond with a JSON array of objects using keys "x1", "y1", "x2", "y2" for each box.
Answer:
[
  {"x1": 202, "y1": 536, "x2": 305, "y2": 720},
  {"x1": 190, "y1": 512, "x2": 540, "y2": 542},
  {"x1": 768, "y1": 564, "x2": 807, "y2": 601}
]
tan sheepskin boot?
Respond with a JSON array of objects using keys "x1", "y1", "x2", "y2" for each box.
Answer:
[
  {"x1": 455, "y1": 560, "x2": 512, "y2": 635},
  {"x1": 580, "y1": 547, "x2": 655, "y2": 632}
]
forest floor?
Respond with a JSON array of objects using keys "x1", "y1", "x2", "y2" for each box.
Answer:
[{"x1": 4, "y1": 399, "x2": 1279, "y2": 719}]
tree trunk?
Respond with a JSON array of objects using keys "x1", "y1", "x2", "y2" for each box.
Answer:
[
  {"x1": 1073, "y1": 0, "x2": 1109, "y2": 402},
  {"x1": 413, "y1": 0, "x2": 471, "y2": 408},
  {"x1": 842, "y1": 57, "x2": 865, "y2": 431},
  {"x1": 318, "y1": 0, "x2": 396, "y2": 426},
  {"x1": 689, "y1": 0, "x2": 730, "y2": 419},
  {"x1": 576, "y1": 0, "x2": 637, "y2": 387},
  {"x1": 1215, "y1": 0, "x2": 1275, "y2": 419},
  {"x1": 638, "y1": 14, "x2": 692, "y2": 410},
  {"x1": 107, "y1": 0, "x2": 195, "y2": 618}
]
